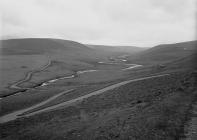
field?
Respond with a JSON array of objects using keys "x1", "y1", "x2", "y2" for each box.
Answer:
[
  {"x1": 0, "y1": 54, "x2": 49, "y2": 95},
  {"x1": 0, "y1": 39, "x2": 101, "y2": 96}
]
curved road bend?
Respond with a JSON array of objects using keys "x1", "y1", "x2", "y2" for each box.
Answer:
[
  {"x1": 10, "y1": 55, "x2": 51, "y2": 90},
  {"x1": 0, "y1": 89, "x2": 73, "y2": 123},
  {"x1": 122, "y1": 64, "x2": 142, "y2": 70},
  {"x1": 0, "y1": 73, "x2": 170, "y2": 124}
]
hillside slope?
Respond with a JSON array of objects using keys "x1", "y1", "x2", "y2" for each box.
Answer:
[
  {"x1": 1, "y1": 38, "x2": 101, "y2": 61},
  {"x1": 0, "y1": 38, "x2": 104, "y2": 96},
  {"x1": 128, "y1": 41, "x2": 197, "y2": 65},
  {"x1": 164, "y1": 53, "x2": 197, "y2": 70}
]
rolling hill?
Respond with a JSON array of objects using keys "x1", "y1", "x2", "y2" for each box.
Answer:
[
  {"x1": 127, "y1": 40, "x2": 197, "y2": 65},
  {"x1": 0, "y1": 38, "x2": 105, "y2": 96},
  {"x1": 1, "y1": 38, "x2": 100, "y2": 61}
]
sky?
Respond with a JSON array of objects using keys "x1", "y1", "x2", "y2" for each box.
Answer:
[{"x1": 0, "y1": 0, "x2": 196, "y2": 47}]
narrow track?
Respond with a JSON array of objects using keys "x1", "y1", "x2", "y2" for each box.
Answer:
[
  {"x1": 0, "y1": 73, "x2": 170, "y2": 124},
  {"x1": 0, "y1": 89, "x2": 73, "y2": 123}
]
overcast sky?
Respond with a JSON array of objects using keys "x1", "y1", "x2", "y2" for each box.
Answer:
[{"x1": 0, "y1": 0, "x2": 196, "y2": 47}]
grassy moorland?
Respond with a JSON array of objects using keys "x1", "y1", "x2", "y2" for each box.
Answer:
[
  {"x1": 1, "y1": 39, "x2": 196, "y2": 140},
  {"x1": 0, "y1": 54, "x2": 50, "y2": 96}
]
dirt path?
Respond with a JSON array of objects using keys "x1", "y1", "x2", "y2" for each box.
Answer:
[
  {"x1": 10, "y1": 55, "x2": 51, "y2": 89},
  {"x1": 3, "y1": 74, "x2": 170, "y2": 122},
  {"x1": 0, "y1": 89, "x2": 73, "y2": 123},
  {"x1": 122, "y1": 64, "x2": 142, "y2": 70}
]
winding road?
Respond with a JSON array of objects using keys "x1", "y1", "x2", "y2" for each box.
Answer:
[
  {"x1": 1, "y1": 55, "x2": 147, "y2": 123},
  {"x1": 8, "y1": 54, "x2": 141, "y2": 91},
  {"x1": 0, "y1": 73, "x2": 170, "y2": 123}
]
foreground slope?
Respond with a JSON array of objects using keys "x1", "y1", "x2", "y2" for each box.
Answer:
[{"x1": 1, "y1": 70, "x2": 196, "y2": 140}]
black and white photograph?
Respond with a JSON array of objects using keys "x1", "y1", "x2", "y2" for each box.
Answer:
[{"x1": 0, "y1": 0, "x2": 197, "y2": 139}]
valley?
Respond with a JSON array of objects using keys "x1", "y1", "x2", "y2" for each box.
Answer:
[{"x1": 0, "y1": 38, "x2": 196, "y2": 140}]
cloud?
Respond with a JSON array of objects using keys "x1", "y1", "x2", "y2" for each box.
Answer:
[{"x1": 0, "y1": 0, "x2": 196, "y2": 47}]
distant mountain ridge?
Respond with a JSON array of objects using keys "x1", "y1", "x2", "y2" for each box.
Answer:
[{"x1": 86, "y1": 44, "x2": 146, "y2": 56}]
